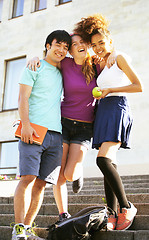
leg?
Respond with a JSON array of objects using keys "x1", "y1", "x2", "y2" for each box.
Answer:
[
  {"x1": 24, "y1": 178, "x2": 46, "y2": 226},
  {"x1": 64, "y1": 143, "x2": 87, "y2": 181},
  {"x1": 97, "y1": 142, "x2": 137, "y2": 231},
  {"x1": 14, "y1": 175, "x2": 36, "y2": 224},
  {"x1": 53, "y1": 143, "x2": 69, "y2": 214},
  {"x1": 97, "y1": 142, "x2": 129, "y2": 209},
  {"x1": 65, "y1": 143, "x2": 87, "y2": 193},
  {"x1": 53, "y1": 143, "x2": 87, "y2": 214},
  {"x1": 104, "y1": 163, "x2": 117, "y2": 213},
  {"x1": 23, "y1": 178, "x2": 46, "y2": 240}
]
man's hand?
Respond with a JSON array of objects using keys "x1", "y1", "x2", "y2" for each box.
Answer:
[
  {"x1": 26, "y1": 57, "x2": 40, "y2": 71},
  {"x1": 91, "y1": 55, "x2": 103, "y2": 64},
  {"x1": 21, "y1": 124, "x2": 39, "y2": 144},
  {"x1": 106, "y1": 50, "x2": 116, "y2": 68}
]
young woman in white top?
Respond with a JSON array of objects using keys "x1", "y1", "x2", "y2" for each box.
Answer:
[{"x1": 74, "y1": 14, "x2": 142, "y2": 231}]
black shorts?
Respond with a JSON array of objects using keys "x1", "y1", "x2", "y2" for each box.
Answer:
[{"x1": 61, "y1": 117, "x2": 93, "y2": 149}]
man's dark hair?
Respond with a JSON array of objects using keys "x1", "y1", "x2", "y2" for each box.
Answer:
[{"x1": 45, "y1": 30, "x2": 71, "y2": 53}]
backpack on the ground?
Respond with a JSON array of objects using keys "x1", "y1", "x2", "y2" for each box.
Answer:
[{"x1": 47, "y1": 206, "x2": 108, "y2": 240}]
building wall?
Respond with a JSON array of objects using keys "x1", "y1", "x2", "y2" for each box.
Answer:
[{"x1": 0, "y1": 0, "x2": 148, "y2": 176}]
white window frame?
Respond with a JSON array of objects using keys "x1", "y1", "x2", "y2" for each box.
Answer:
[
  {"x1": 0, "y1": 0, "x2": 3, "y2": 22},
  {"x1": 12, "y1": 0, "x2": 24, "y2": 18},
  {"x1": 0, "y1": 141, "x2": 19, "y2": 176},
  {"x1": 3, "y1": 56, "x2": 26, "y2": 111}
]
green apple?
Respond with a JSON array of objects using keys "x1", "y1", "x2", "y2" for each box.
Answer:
[{"x1": 92, "y1": 87, "x2": 102, "y2": 98}]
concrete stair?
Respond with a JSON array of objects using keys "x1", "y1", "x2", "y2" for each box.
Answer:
[{"x1": 0, "y1": 174, "x2": 149, "y2": 240}]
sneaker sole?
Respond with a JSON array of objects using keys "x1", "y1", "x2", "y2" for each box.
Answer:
[
  {"x1": 13, "y1": 238, "x2": 27, "y2": 240},
  {"x1": 12, "y1": 236, "x2": 27, "y2": 240}
]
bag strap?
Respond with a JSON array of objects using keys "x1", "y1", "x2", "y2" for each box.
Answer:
[{"x1": 73, "y1": 225, "x2": 90, "y2": 240}]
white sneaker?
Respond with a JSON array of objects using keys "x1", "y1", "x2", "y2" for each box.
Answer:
[
  {"x1": 12, "y1": 223, "x2": 27, "y2": 240},
  {"x1": 25, "y1": 223, "x2": 44, "y2": 240}
]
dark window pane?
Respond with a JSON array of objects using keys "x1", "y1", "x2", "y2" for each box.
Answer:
[{"x1": 59, "y1": 0, "x2": 71, "y2": 4}]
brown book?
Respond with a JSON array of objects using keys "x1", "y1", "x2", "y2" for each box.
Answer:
[{"x1": 15, "y1": 121, "x2": 48, "y2": 145}]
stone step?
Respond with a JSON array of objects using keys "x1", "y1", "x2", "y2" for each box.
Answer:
[
  {"x1": 45, "y1": 182, "x2": 149, "y2": 193},
  {"x1": 42, "y1": 193, "x2": 149, "y2": 204},
  {"x1": 1, "y1": 193, "x2": 148, "y2": 205},
  {"x1": 92, "y1": 229, "x2": 149, "y2": 240},
  {"x1": 0, "y1": 175, "x2": 148, "y2": 197},
  {"x1": 0, "y1": 214, "x2": 148, "y2": 230},
  {"x1": 0, "y1": 175, "x2": 149, "y2": 240},
  {"x1": 45, "y1": 178, "x2": 149, "y2": 190},
  {"x1": 44, "y1": 176, "x2": 149, "y2": 191},
  {"x1": 1, "y1": 226, "x2": 149, "y2": 240},
  {"x1": 0, "y1": 203, "x2": 148, "y2": 216},
  {"x1": 44, "y1": 188, "x2": 149, "y2": 195},
  {"x1": 70, "y1": 177, "x2": 149, "y2": 184},
  {"x1": 72, "y1": 175, "x2": 149, "y2": 184},
  {"x1": 89, "y1": 174, "x2": 149, "y2": 181}
]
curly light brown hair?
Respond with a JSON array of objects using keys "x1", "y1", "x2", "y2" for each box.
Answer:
[{"x1": 73, "y1": 14, "x2": 110, "y2": 45}]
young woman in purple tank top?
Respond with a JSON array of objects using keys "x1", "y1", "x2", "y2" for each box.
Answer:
[{"x1": 27, "y1": 33, "x2": 115, "y2": 222}]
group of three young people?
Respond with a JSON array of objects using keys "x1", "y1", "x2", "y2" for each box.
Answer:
[{"x1": 12, "y1": 13, "x2": 142, "y2": 240}]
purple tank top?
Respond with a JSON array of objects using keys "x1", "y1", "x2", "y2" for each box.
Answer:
[{"x1": 61, "y1": 57, "x2": 100, "y2": 122}]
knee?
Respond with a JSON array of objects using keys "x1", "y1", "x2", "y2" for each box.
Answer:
[
  {"x1": 65, "y1": 175, "x2": 73, "y2": 182},
  {"x1": 96, "y1": 156, "x2": 112, "y2": 169},
  {"x1": 64, "y1": 169, "x2": 73, "y2": 182},
  {"x1": 57, "y1": 172, "x2": 67, "y2": 185},
  {"x1": 20, "y1": 175, "x2": 36, "y2": 187},
  {"x1": 96, "y1": 156, "x2": 104, "y2": 168},
  {"x1": 34, "y1": 178, "x2": 46, "y2": 191}
]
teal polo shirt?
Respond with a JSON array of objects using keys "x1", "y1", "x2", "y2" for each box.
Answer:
[{"x1": 19, "y1": 60, "x2": 63, "y2": 133}]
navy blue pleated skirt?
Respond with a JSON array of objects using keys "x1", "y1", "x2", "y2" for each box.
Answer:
[{"x1": 92, "y1": 96, "x2": 133, "y2": 150}]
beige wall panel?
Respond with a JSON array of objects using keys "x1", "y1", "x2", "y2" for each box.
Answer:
[{"x1": 0, "y1": 0, "x2": 148, "y2": 175}]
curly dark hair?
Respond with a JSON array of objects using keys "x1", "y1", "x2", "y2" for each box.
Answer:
[{"x1": 73, "y1": 14, "x2": 110, "y2": 44}]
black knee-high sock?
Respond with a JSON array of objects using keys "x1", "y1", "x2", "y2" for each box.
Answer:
[
  {"x1": 97, "y1": 156, "x2": 129, "y2": 209},
  {"x1": 104, "y1": 163, "x2": 117, "y2": 213}
]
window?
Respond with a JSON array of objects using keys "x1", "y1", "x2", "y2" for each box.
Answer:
[
  {"x1": 0, "y1": 0, "x2": 3, "y2": 22},
  {"x1": 34, "y1": 0, "x2": 47, "y2": 11},
  {"x1": 56, "y1": 0, "x2": 72, "y2": 5},
  {"x1": 59, "y1": 0, "x2": 72, "y2": 4},
  {"x1": 12, "y1": 0, "x2": 24, "y2": 18},
  {"x1": 3, "y1": 57, "x2": 26, "y2": 110},
  {"x1": 0, "y1": 142, "x2": 19, "y2": 175}
]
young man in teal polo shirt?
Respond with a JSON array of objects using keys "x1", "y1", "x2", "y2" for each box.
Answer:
[{"x1": 12, "y1": 30, "x2": 71, "y2": 240}]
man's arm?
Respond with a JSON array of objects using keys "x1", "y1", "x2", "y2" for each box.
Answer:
[
  {"x1": 26, "y1": 57, "x2": 62, "y2": 71},
  {"x1": 18, "y1": 84, "x2": 38, "y2": 144}
]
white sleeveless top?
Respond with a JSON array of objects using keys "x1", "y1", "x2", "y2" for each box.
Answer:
[{"x1": 97, "y1": 52, "x2": 131, "y2": 97}]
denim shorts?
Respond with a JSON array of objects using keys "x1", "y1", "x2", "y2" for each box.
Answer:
[
  {"x1": 61, "y1": 117, "x2": 93, "y2": 149},
  {"x1": 18, "y1": 130, "x2": 63, "y2": 184}
]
